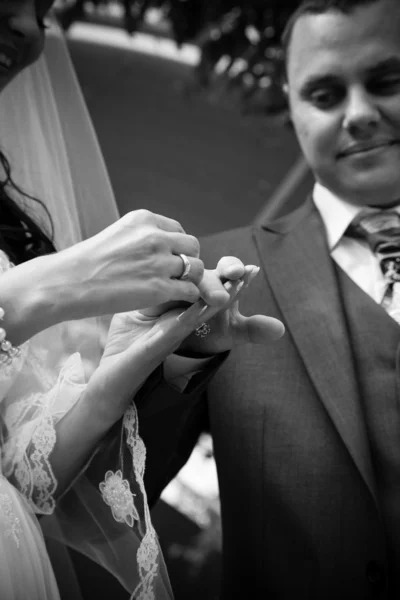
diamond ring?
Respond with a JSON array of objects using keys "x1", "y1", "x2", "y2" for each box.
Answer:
[{"x1": 195, "y1": 322, "x2": 211, "y2": 338}]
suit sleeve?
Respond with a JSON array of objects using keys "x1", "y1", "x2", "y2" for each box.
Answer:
[{"x1": 83, "y1": 353, "x2": 227, "y2": 508}]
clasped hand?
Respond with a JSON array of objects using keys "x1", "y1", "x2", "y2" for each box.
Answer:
[{"x1": 86, "y1": 256, "x2": 284, "y2": 423}]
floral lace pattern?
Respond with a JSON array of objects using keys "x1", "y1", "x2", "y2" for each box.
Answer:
[
  {"x1": 3, "y1": 386, "x2": 60, "y2": 515},
  {"x1": 0, "y1": 487, "x2": 22, "y2": 547},
  {"x1": 125, "y1": 405, "x2": 160, "y2": 600},
  {"x1": 100, "y1": 403, "x2": 160, "y2": 599},
  {"x1": 100, "y1": 470, "x2": 139, "y2": 527},
  {"x1": 16, "y1": 415, "x2": 57, "y2": 515}
]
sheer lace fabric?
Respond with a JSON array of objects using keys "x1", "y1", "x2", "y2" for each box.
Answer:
[{"x1": 0, "y1": 251, "x2": 173, "y2": 599}]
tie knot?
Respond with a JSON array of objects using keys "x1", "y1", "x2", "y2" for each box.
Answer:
[
  {"x1": 348, "y1": 209, "x2": 400, "y2": 282},
  {"x1": 351, "y1": 210, "x2": 400, "y2": 237}
]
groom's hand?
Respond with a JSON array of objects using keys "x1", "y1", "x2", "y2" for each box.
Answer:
[
  {"x1": 176, "y1": 261, "x2": 285, "y2": 357},
  {"x1": 140, "y1": 255, "x2": 285, "y2": 356}
]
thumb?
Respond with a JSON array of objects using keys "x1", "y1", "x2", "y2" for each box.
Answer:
[
  {"x1": 231, "y1": 303, "x2": 285, "y2": 345},
  {"x1": 243, "y1": 315, "x2": 285, "y2": 344}
]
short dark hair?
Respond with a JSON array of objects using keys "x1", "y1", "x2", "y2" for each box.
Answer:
[{"x1": 281, "y1": 0, "x2": 382, "y2": 77}]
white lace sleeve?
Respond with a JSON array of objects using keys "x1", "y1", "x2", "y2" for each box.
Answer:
[
  {"x1": 0, "y1": 252, "x2": 173, "y2": 598},
  {"x1": 0, "y1": 251, "x2": 86, "y2": 515},
  {"x1": 1, "y1": 347, "x2": 86, "y2": 515}
]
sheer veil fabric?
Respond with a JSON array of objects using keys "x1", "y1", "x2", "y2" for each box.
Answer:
[
  {"x1": 0, "y1": 23, "x2": 174, "y2": 600},
  {"x1": 0, "y1": 22, "x2": 120, "y2": 249}
]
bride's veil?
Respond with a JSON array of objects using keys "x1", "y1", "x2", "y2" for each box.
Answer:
[
  {"x1": 1, "y1": 22, "x2": 120, "y2": 250},
  {"x1": 0, "y1": 21, "x2": 174, "y2": 600}
]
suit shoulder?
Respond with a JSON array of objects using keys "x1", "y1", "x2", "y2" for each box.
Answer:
[{"x1": 200, "y1": 225, "x2": 260, "y2": 268}]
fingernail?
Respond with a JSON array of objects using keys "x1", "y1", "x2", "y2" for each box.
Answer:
[
  {"x1": 245, "y1": 266, "x2": 260, "y2": 286},
  {"x1": 245, "y1": 264, "x2": 258, "y2": 273},
  {"x1": 198, "y1": 304, "x2": 209, "y2": 317},
  {"x1": 236, "y1": 280, "x2": 245, "y2": 293}
]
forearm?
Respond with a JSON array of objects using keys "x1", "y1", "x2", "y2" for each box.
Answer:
[
  {"x1": 50, "y1": 390, "x2": 118, "y2": 499},
  {"x1": 0, "y1": 251, "x2": 84, "y2": 347}
]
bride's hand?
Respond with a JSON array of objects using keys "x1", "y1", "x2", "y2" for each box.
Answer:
[
  {"x1": 140, "y1": 260, "x2": 285, "y2": 356},
  {"x1": 39, "y1": 210, "x2": 205, "y2": 323},
  {"x1": 85, "y1": 277, "x2": 243, "y2": 424}
]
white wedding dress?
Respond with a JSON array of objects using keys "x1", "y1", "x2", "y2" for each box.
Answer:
[
  {"x1": 0, "y1": 480, "x2": 60, "y2": 600},
  {"x1": 0, "y1": 249, "x2": 84, "y2": 600},
  {"x1": 0, "y1": 249, "x2": 173, "y2": 600}
]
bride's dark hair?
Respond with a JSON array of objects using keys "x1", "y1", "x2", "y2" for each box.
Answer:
[{"x1": 0, "y1": 150, "x2": 57, "y2": 265}]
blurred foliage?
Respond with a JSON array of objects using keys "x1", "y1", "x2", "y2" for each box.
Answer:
[{"x1": 57, "y1": 0, "x2": 302, "y2": 115}]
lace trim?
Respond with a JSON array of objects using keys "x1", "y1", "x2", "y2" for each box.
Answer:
[
  {"x1": 14, "y1": 414, "x2": 57, "y2": 515},
  {"x1": 99, "y1": 404, "x2": 160, "y2": 599},
  {"x1": 125, "y1": 404, "x2": 160, "y2": 600},
  {"x1": 0, "y1": 488, "x2": 22, "y2": 547},
  {"x1": 3, "y1": 384, "x2": 62, "y2": 516}
]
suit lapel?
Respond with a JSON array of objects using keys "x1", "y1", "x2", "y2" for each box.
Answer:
[{"x1": 253, "y1": 199, "x2": 378, "y2": 508}]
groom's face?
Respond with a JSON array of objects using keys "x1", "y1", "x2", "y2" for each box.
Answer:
[
  {"x1": 286, "y1": 0, "x2": 400, "y2": 207},
  {"x1": 0, "y1": 0, "x2": 54, "y2": 93}
]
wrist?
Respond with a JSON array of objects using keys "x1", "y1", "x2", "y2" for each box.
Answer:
[{"x1": 0, "y1": 252, "x2": 80, "y2": 345}]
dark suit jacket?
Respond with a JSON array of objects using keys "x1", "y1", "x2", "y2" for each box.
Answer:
[{"x1": 137, "y1": 198, "x2": 390, "y2": 599}]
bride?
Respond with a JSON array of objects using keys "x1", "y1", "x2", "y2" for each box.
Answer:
[{"x1": 0, "y1": 2, "x2": 275, "y2": 599}]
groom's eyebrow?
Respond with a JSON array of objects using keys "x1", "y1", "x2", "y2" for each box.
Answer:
[{"x1": 364, "y1": 56, "x2": 400, "y2": 76}]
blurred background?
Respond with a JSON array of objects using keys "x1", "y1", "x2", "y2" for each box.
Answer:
[{"x1": 52, "y1": 1, "x2": 313, "y2": 598}]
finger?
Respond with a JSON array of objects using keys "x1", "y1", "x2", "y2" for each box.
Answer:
[
  {"x1": 195, "y1": 278, "x2": 244, "y2": 322},
  {"x1": 199, "y1": 262, "x2": 260, "y2": 308},
  {"x1": 169, "y1": 280, "x2": 201, "y2": 304},
  {"x1": 198, "y1": 269, "x2": 231, "y2": 307},
  {"x1": 171, "y1": 255, "x2": 204, "y2": 285},
  {"x1": 246, "y1": 315, "x2": 285, "y2": 343},
  {"x1": 231, "y1": 305, "x2": 285, "y2": 344},
  {"x1": 243, "y1": 265, "x2": 261, "y2": 288},
  {"x1": 169, "y1": 232, "x2": 200, "y2": 258},
  {"x1": 136, "y1": 303, "x2": 208, "y2": 358},
  {"x1": 139, "y1": 300, "x2": 186, "y2": 318},
  {"x1": 153, "y1": 213, "x2": 186, "y2": 233},
  {"x1": 215, "y1": 256, "x2": 246, "y2": 282}
]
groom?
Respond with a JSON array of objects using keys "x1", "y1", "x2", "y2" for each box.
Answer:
[
  {"x1": 79, "y1": 0, "x2": 400, "y2": 597},
  {"x1": 130, "y1": 0, "x2": 400, "y2": 598}
]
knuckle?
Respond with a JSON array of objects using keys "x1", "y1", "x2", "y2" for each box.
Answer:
[
  {"x1": 185, "y1": 284, "x2": 201, "y2": 303},
  {"x1": 221, "y1": 255, "x2": 242, "y2": 267},
  {"x1": 179, "y1": 283, "x2": 200, "y2": 304},
  {"x1": 188, "y1": 235, "x2": 200, "y2": 257},
  {"x1": 144, "y1": 230, "x2": 165, "y2": 254},
  {"x1": 171, "y1": 218, "x2": 183, "y2": 231},
  {"x1": 193, "y1": 259, "x2": 205, "y2": 283},
  {"x1": 134, "y1": 208, "x2": 153, "y2": 223}
]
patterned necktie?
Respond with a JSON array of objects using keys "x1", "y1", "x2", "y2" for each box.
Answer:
[{"x1": 348, "y1": 210, "x2": 400, "y2": 323}]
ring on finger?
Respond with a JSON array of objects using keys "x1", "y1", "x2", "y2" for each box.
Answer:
[
  {"x1": 178, "y1": 253, "x2": 191, "y2": 280},
  {"x1": 195, "y1": 322, "x2": 211, "y2": 338}
]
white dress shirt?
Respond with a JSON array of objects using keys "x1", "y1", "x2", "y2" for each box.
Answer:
[
  {"x1": 312, "y1": 183, "x2": 400, "y2": 304},
  {"x1": 167, "y1": 183, "x2": 400, "y2": 390}
]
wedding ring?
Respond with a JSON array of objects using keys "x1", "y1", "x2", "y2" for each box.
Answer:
[
  {"x1": 178, "y1": 253, "x2": 191, "y2": 280},
  {"x1": 195, "y1": 322, "x2": 211, "y2": 338}
]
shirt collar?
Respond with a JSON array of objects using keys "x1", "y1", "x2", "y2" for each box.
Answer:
[{"x1": 312, "y1": 183, "x2": 400, "y2": 251}]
